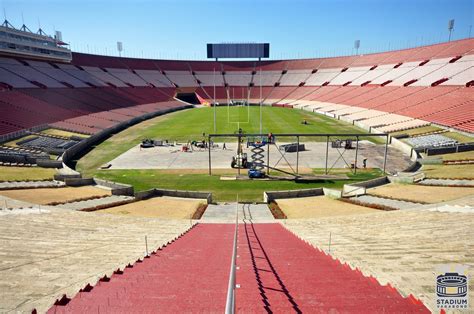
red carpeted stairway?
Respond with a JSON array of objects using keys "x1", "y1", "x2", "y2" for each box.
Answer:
[
  {"x1": 47, "y1": 224, "x2": 234, "y2": 314},
  {"x1": 236, "y1": 222, "x2": 430, "y2": 313}
]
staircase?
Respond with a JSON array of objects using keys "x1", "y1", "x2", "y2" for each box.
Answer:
[
  {"x1": 236, "y1": 223, "x2": 429, "y2": 313},
  {"x1": 47, "y1": 222, "x2": 430, "y2": 313},
  {"x1": 47, "y1": 224, "x2": 234, "y2": 313}
]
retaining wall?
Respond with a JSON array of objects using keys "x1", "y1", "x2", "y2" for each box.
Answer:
[
  {"x1": 135, "y1": 188, "x2": 212, "y2": 203},
  {"x1": 264, "y1": 188, "x2": 324, "y2": 202}
]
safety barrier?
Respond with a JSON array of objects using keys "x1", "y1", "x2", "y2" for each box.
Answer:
[{"x1": 224, "y1": 201, "x2": 239, "y2": 314}]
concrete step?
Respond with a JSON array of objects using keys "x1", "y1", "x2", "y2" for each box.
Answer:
[
  {"x1": 419, "y1": 178, "x2": 474, "y2": 187},
  {"x1": 0, "y1": 180, "x2": 64, "y2": 190},
  {"x1": 54, "y1": 195, "x2": 135, "y2": 211},
  {"x1": 349, "y1": 195, "x2": 424, "y2": 210}
]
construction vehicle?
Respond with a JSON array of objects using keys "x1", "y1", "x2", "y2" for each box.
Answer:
[{"x1": 247, "y1": 137, "x2": 267, "y2": 178}]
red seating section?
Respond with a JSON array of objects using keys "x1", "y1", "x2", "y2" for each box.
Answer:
[
  {"x1": 47, "y1": 223, "x2": 430, "y2": 313},
  {"x1": 47, "y1": 224, "x2": 233, "y2": 314},
  {"x1": 236, "y1": 223, "x2": 429, "y2": 313},
  {"x1": 0, "y1": 38, "x2": 473, "y2": 135}
]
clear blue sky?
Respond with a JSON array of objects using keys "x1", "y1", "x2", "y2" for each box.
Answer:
[{"x1": 2, "y1": 0, "x2": 473, "y2": 60}]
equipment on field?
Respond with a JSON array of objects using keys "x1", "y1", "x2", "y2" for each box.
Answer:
[
  {"x1": 247, "y1": 137, "x2": 267, "y2": 178},
  {"x1": 279, "y1": 143, "x2": 305, "y2": 153},
  {"x1": 231, "y1": 153, "x2": 248, "y2": 168},
  {"x1": 140, "y1": 139, "x2": 155, "y2": 148},
  {"x1": 331, "y1": 139, "x2": 354, "y2": 149}
]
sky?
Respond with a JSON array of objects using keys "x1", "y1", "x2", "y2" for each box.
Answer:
[{"x1": 2, "y1": 0, "x2": 473, "y2": 60}]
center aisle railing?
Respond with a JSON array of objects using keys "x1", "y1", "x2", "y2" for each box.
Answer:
[{"x1": 225, "y1": 197, "x2": 239, "y2": 314}]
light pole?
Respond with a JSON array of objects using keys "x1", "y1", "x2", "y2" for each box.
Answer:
[
  {"x1": 448, "y1": 19, "x2": 455, "y2": 42},
  {"x1": 213, "y1": 67, "x2": 216, "y2": 133},
  {"x1": 259, "y1": 68, "x2": 262, "y2": 134}
]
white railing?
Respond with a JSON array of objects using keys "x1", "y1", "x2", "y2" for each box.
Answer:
[{"x1": 224, "y1": 198, "x2": 239, "y2": 314}]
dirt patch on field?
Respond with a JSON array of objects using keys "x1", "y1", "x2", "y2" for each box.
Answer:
[
  {"x1": 368, "y1": 184, "x2": 474, "y2": 203},
  {"x1": 97, "y1": 196, "x2": 206, "y2": 219},
  {"x1": 277, "y1": 196, "x2": 379, "y2": 219},
  {"x1": 0, "y1": 186, "x2": 111, "y2": 205}
]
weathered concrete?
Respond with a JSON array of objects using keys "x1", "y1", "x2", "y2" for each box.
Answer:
[
  {"x1": 0, "y1": 180, "x2": 64, "y2": 190},
  {"x1": 0, "y1": 209, "x2": 193, "y2": 313},
  {"x1": 54, "y1": 195, "x2": 135, "y2": 211},
  {"x1": 419, "y1": 178, "x2": 474, "y2": 187},
  {"x1": 349, "y1": 195, "x2": 424, "y2": 210},
  {"x1": 283, "y1": 210, "x2": 474, "y2": 311},
  {"x1": 201, "y1": 203, "x2": 274, "y2": 223}
]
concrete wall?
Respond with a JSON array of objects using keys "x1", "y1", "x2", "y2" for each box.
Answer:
[
  {"x1": 135, "y1": 188, "x2": 212, "y2": 204},
  {"x1": 264, "y1": 188, "x2": 324, "y2": 202},
  {"x1": 389, "y1": 172, "x2": 425, "y2": 184},
  {"x1": 390, "y1": 137, "x2": 416, "y2": 161},
  {"x1": 93, "y1": 178, "x2": 134, "y2": 196},
  {"x1": 342, "y1": 184, "x2": 366, "y2": 197},
  {"x1": 351, "y1": 176, "x2": 390, "y2": 188},
  {"x1": 64, "y1": 177, "x2": 95, "y2": 187},
  {"x1": 322, "y1": 188, "x2": 342, "y2": 199},
  {"x1": 36, "y1": 159, "x2": 63, "y2": 169}
]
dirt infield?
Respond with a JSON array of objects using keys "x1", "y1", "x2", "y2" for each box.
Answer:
[
  {"x1": 0, "y1": 186, "x2": 111, "y2": 205},
  {"x1": 368, "y1": 184, "x2": 474, "y2": 203},
  {"x1": 97, "y1": 196, "x2": 205, "y2": 219},
  {"x1": 277, "y1": 196, "x2": 379, "y2": 219}
]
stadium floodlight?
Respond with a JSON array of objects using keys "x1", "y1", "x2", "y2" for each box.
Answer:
[
  {"x1": 448, "y1": 19, "x2": 455, "y2": 42},
  {"x1": 354, "y1": 40, "x2": 360, "y2": 55},
  {"x1": 117, "y1": 41, "x2": 123, "y2": 57}
]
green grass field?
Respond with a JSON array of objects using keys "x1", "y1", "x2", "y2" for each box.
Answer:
[
  {"x1": 73, "y1": 106, "x2": 383, "y2": 201},
  {"x1": 136, "y1": 106, "x2": 374, "y2": 141},
  {"x1": 95, "y1": 169, "x2": 383, "y2": 202},
  {"x1": 77, "y1": 106, "x2": 376, "y2": 175}
]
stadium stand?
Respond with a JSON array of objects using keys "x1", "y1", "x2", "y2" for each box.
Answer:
[{"x1": 0, "y1": 38, "x2": 472, "y2": 138}]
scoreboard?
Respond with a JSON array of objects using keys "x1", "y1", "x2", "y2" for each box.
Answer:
[{"x1": 207, "y1": 43, "x2": 270, "y2": 59}]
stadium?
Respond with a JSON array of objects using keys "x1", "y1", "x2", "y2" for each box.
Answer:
[{"x1": 0, "y1": 0, "x2": 473, "y2": 313}]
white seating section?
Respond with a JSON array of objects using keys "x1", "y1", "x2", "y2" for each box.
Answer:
[
  {"x1": 57, "y1": 64, "x2": 108, "y2": 86},
  {"x1": 305, "y1": 68, "x2": 340, "y2": 86},
  {"x1": 329, "y1": 66, "x2": 371, "y2": 85},
  {"x1": 106, "y1": 68, "x2": 148, "y2": 86},
  {"x1": 279, "y1": 70, "x2": 312, "y2": 86},
  {"x1": 135, "y1": 70, "x2": 174, "y2": 87},
  {"x1": 194, "y1": 71, "x2": 225, "y2": 86},
  {"x1": 29, "y1": 61, "x2": 89, "y2": 88},
  {"x1": 224, "y1": 71, "x2": 252, "y2": 86},
  {"x1": 164, "y1": 70, "x2": 198, "y2": 87},
  {"x1": 83, "y1": 66, "x2": 128, "y2": 87},
  {"x1": 406, "y1": 134, "x2": 458, "y2": 149}
]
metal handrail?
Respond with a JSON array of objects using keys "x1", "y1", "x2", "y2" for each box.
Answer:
[{"x1": 224, "y1": 198, "x2": 239, "y2": 314}]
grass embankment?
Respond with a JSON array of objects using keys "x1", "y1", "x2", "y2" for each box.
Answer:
[
  {"x1": 0, "y1": 166, "x2": 56, "y2": 181},
  {"x1": 422, "y1": 164, "x2": 474, "y2": 179},
  {"x1": 94, "y1": 169, "x2": 382, "y2": 202},
  {"x1": 41, "y1": 128, "x2": 90, "y2": 138}
]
